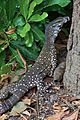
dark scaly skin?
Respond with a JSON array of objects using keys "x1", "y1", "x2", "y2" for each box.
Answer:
[{"x1": 0, "y1": 17, "x2": 70, "y2": 115}]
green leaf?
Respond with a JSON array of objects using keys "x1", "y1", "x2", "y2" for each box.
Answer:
[
  {"x1": 0, "y1": 64, "x2": 11, "y2": 75},
  {"x1": 8, "y1": 33, "x2": 17, "y2": 40},
  {"x1": 9, "y1": 47, "x2": 24, "y2": 68},
  {"x1": 0, "y1": 1, "x2": 8, "y2": 30},
  {"x1": 0, "y1": 8, "x2": 8, "y2": 30},
  {"x1": 0, "y1": 51, "x2": 6, "y2": 68},
  {"x1": 52, "y1": 0, "x2": 71, "y2": 7},
  {"x1": 29, "y1": 12, "x2": 48, "y2": 22},
  {"x1": 32, "y1": 26, "x2": 45, "y2": 42},
  {"x1": 13, "y1": 16, "x2": 25, "y2": 26},
  {"x1": 24, "y1": 31, "x2": 34, "y2": 47},
  {"x1": 0, "y1": 0, "x2": 6, "y2": 8},
  {"x1": 20, "y1": 23, "x2": 31, "y2": 37},
  {"x1": 5, "y1": 0, "x2": 17, "y2": 20},
  {"x1": 34, "y1": 0, "x2": 43, "y2": 5},
  {"x1": 35, "y1": 0, "x2": 71, "y2": 12},
  {"x1": 44, "y1": 5, "x2": 69, "y2": 16},
  {"x1": 0, "y1": 43, "x2": 9, "y2": 53},
  {"x1": 17, "y1": 26, "x2": 23, "y2": 35},
  {"x1": 26, "y1": 43, "x2": 40, "y2": 59},
  {"x1": 27, "y1": 1, "x2": 36, "y2": 19},
  {"x1": 18, "y1": 0, "x2": 29, "y2": 19},
  {"x1": 10, "y1": 41, "x2": 39, "y2": 60}
]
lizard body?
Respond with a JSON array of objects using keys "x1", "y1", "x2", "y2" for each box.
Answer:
[{"x1": 0, "y1": 17, "x2": 70, "y2": 115}]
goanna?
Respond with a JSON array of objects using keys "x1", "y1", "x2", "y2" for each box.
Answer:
[{"x1": 0, "y1": 16, "x2": 70, "y2": 115}]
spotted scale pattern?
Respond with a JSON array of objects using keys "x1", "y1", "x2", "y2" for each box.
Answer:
[{"x1": 0, "y1": 16, "x2": 70, "y2": 115}]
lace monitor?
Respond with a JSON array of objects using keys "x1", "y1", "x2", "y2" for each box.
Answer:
[{"x1": 0, "y1": 17, "x2": 70, "y2": 115}]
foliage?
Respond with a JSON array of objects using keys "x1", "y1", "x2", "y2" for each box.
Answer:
[{"x1": 0, "y1": 0, "x2": 71, "y2": 76}]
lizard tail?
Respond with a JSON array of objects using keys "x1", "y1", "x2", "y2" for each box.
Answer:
[{"x1": 45, "y1": 16, "x2": 70, "y2": 42}]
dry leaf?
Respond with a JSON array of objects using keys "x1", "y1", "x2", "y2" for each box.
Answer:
[
  {"x1": 72, "y1": 100, "x2": 80, "y2": 106},
  {"x1": 45, "y1": 110, "x2": 70, "y2": 120},
  {"x1": 53, "y1": 103, "x2": 68, "y2": 113},
  {"x1": 0, "y1": 114, "x2": 8, "y2": 120},
  {"x1": 20, "y1": 114, "x2": 29, "y2": 120},
  {"x1": 53, "y1": 103, "x2": 62, "y2": 112},
  {"x1": 15, "y1": 69, "x2": 26, "y2": 76},
  {"x1": 54, "y1": 86, "x2": 60, "y2": 90},
  {"x1": 22, "y1": 110, "x2": 31, "y2": 116},
  {"x1": 12, "y1": 60, "x2": 17, "y2": 70},
  {"x1": 45, "y1": 111, "x2": 65, "y2": 120},
  {"x1": 10, "y1": 75, "x2": 19, "y2": 83},
  {"x1": 6, "y1": 28, "x2": 16, "y2": 34},
  {"x1": 10, "y1": 102, "x2": 27, "y2": 116},
  {"x1": 22, "y1": 97, "x2": 31, "y2": 105},
  {"x1": 10, "y1": 69, "x2": 26, "y2": 83},
  {"x1": 0, "y1": 40, "x2": 4, "y2": 45},
  {"x1": 22, "y1": 96, "x2": 36, "y2": 105},
  {"x1": 1, "y1": 74, "x2": 9, "y2": 81},
  {"x1": 46, "y1": 103, "x2": 69, "y2": 120},
  {"x1": 62, "y1": 110, "x2": 79, "y2": 120},
  {"x1": 17, "y1": 49, "x2": 28, "y2": 71}
]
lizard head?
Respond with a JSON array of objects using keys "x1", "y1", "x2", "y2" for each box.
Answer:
[{"x1": 45, "y1": 16, "x2": 70, "y2": 43}]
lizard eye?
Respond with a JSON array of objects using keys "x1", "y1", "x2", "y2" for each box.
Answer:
[{"x1": 57, "y1": 23, "x2": 62, "y2": 27}]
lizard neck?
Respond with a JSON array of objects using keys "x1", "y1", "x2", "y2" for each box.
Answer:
[
  {"x1": 44, "y1": 25, "x2": 58, "y2": 50},
  {"x1": 44, "y1": 22, "x2": 59, "y2": 50}
]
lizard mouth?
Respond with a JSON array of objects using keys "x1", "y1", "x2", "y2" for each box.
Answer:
[
  {"x1": 53, "y1": 16, "x2": 70, "y2": 25},
  {"x1": 54, "y1": 16, "x2": 70, "y2": 29}
]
